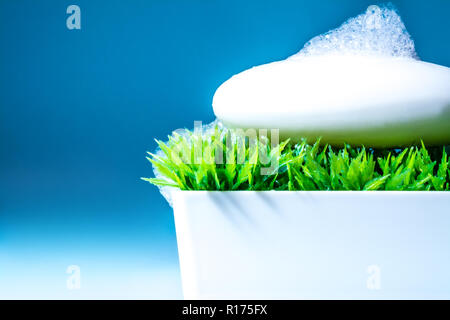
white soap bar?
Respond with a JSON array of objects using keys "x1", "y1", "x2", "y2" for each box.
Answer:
[
  {"x1": 213, "y1": 55, "x2": 450, "y2": 146},
  {"x1": 212, "y1": 5, "x2": 450, "y2": 147}
]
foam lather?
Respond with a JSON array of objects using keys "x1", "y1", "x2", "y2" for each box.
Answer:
[{"x1": 212, "y1": 5, "x2": 450, "y2": 147}]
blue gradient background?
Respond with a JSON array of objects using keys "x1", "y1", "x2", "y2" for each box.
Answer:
[{"x1": 1, "y1": 0, "x2": 449, "y2": 299}]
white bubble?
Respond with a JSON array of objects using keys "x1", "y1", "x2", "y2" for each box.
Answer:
[{"x1": 290, "y1": 4, "x2": 418, "y2": 60}]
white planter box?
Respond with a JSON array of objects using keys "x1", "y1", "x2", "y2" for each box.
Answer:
[{"x1": 172, "y1": 191, "x2": 450, "y2": 299}]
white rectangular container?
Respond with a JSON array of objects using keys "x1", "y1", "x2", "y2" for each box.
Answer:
[{"x1": 172, "y1": 191, "x2": 450, "y2": 299}]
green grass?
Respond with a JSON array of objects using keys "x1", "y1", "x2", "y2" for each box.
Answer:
[{"x1": 142, "y1": 125, "x2": 449, "y2": 191}]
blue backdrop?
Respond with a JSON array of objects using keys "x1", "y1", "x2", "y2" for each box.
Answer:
[{"x1": 1, "y1": 0, "x2": 449, "y2": 298}]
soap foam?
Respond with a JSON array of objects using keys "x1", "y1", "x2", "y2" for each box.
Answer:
[{"x1": 290, "y1": 4, "x2": 418, "y2": 60}]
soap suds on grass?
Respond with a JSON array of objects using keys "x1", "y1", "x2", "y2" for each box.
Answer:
[
  {"x1": 151, "y1": 120, "x2": 224, "y2": 207},
  {"x1": 290, "y1": 4, "x2": 418, "y2": 60}
]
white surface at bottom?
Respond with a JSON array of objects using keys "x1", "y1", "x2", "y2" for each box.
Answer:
[{"x1": 172, "y1": 191, "x2": 450, "y2": 299}]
